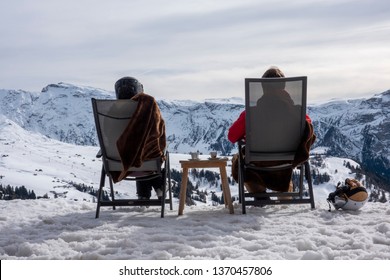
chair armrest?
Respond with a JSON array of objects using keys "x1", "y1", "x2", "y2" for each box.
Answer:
[
  {"x1": 238, "y1": 140, "x2": 245, "y2": 149},
  {"x1": 96, "y1": 149, "x2": 102, "y2": 158}
]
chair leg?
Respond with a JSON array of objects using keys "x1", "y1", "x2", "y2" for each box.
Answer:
[
  {"x1": 108, "y1": 177, "x2": 116, "y2": 210},
  {"x1": 299, "y1": 165, "x2": 304, "y2": 197},
  {"x1": 161, "y1": 190, "x2": 165, "y2": 218},
  {"x1": 165, "y1": 151, "x2": 173, "y2": 211},
  {"x1": 167, "y1": 161, "x2": 173, "y2": 211},
  {"x1": 238, "y1": 157, "x2": 246, "y2": 214},
  {"x1": 95, "y1": 165, "x2": 106, "y2": 218},
  {"x1": 161, "y1": 151, "x2": 173, "y2": 217},
  {"x1": 304, "y1": 161, "x2": 315, "y2": 209},
  {"x1": 161, "y1": 167, "x2": 166, "y2": 218}
]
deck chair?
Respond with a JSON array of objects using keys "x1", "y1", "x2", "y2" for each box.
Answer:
[
  {"x1": 91, "y1": 98, "x2": 172, "y2": 218},
  {"x1": 238, "y1": 76, "x2": 315, "y2": 214}
]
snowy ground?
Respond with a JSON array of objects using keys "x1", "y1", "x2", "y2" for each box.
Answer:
[
  {"x1": 1, "y1": 119, "x2": 390, "y2": 260},
  {"x1": 1, "y1": 198, "x2": 390, "y2": 260}
]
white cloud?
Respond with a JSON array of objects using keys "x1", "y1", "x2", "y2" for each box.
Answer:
[{"x1": 0, "y1": 0, "x2": 389, "y2": 102}]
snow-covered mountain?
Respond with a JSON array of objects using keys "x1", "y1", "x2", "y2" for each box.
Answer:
[
  {"x1": 0, "y1": 83, "x2": 104, "y2": 146},
  {"x1": 1, "y1": 113, "x2": 383, "y2": 204},
  {"x1": 0, "y1": 83, "x2": 389, "y2": 188},
  {"x1": 0, "y1": 83, "x2": 241, "y2": 153},
  {"x1": 308, "y1": 91, "x2": 390, "y2": 189}
]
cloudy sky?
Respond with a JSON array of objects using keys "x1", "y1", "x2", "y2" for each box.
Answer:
[{"x1": 1, "y1": 0, "x2": 389, "y2": 102}]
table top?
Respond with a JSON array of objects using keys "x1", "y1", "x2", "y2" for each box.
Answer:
[{"x1": 179, "y1": 158, "x2": 229, "y2": 167}]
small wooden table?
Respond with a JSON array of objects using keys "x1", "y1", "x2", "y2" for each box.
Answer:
[{"x1": 178, "y1": 158, "x2": 234, "y2": 215}]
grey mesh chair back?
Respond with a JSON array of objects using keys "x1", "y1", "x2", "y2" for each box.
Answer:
[
  {"x1": 91, "y1": 98, "x2": 172, "y2": 218},
  {"x1": 238, "y1": 77, "x2": 314, "y2": 213},
  {"x1": 245, "y1": 77, "x2": 307, "y2": 163},
  {"x1": 93, "y1": 98, "x2": 160, "y2": 173}
]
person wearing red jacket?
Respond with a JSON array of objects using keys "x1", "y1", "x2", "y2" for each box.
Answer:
[{"x1": 228, "y1": 66, "x2": 315, "y2": 195}]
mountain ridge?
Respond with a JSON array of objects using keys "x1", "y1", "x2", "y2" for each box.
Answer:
[
  {"x1": 1, "y1": 114, "x2": 386, "y2": 205},
  {"x1": 0, "y1": 83, "x2": 389, "y2": 188}
]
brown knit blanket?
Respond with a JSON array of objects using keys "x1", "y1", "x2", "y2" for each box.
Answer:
[
  {"x1": 112, "y1": 93, "x2": 166, "y2": 183},
  {"x1": 232, "y1": 121, "x2": 316, "y2": 192}
]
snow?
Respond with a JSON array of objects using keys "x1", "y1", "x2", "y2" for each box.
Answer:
[
  {"x1": 1, "y1": 198, "x2": 390, "y2": 260},
  {"x1": 157, "y1": 97, "x2": 244, "y2": 106},
  {"x1": 1, "y1": 118, "x2": 390, "y2": 261}
]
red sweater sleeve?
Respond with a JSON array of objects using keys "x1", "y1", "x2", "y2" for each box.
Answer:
[{"x1": 228, "y1": 111, "x2": 246, "y2": 143}]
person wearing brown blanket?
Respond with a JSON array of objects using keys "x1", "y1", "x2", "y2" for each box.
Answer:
[
  {"x1": 228, "y1": 67, "x2": 316, "y2": 197},
  {"x1": 113, "y1": 77, "x2": 166, "y2": 200}
]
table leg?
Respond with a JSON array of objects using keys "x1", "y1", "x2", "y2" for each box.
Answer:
[
  {"x1": 219, "y1": 166, "x2": 234, "y2": 214},
  {"x1": 178, "y1": 167, "x2": 189, "y2": 215}
]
